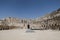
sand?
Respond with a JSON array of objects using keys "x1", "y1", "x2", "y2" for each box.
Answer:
[{"x1": 0, "y1": 29, "x2": 60, "y2": 40}]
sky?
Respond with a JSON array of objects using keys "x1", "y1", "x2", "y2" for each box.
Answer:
[{"x1": 0, "y1": 0, "x2": 60, "y2": 19}]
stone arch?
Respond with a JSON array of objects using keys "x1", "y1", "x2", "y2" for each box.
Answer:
[{"x1": 27, "y1": 24, "x2": 30, "y2": 29}]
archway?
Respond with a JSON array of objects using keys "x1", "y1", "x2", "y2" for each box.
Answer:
[{"x1": 27, "y1": 24, "x2": 30, "y2": 29}]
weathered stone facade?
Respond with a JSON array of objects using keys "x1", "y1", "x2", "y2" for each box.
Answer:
[{"x1": 0, "y1": 8, "x2": 60, "y2": 30}]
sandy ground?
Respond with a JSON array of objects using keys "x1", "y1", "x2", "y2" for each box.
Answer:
[{"x1": 0, "y1": 29, "x2": 60, "y2": 40}]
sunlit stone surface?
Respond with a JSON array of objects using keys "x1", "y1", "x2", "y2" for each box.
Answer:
[{"x1": 0, "y1": 29, "x2": 60, "y2": 40}]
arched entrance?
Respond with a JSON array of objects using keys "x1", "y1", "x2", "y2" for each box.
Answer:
[{"x1": 27, "y1": 24, "x2": 30, "y2": 29}]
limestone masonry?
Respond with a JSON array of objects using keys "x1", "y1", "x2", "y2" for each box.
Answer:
[{"x1": 0, "y1": 8, "x2": 60, "y2": 30}]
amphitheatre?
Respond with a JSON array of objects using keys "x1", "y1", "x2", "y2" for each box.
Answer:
[
  {"x1": 0, "y1": 8, "x2": 60, "y2": 40},
  {"x1": 0, "y1": 8, "x2": 60, "y2": 30}
]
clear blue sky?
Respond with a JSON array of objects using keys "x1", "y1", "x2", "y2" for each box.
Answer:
[{"x1": 0, "y1": 0, "x2": 60, "y2": 19}]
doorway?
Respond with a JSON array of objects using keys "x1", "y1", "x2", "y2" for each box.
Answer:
[{"x1": 27, "y1": 24, "x2": 30, "y2": 29}]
